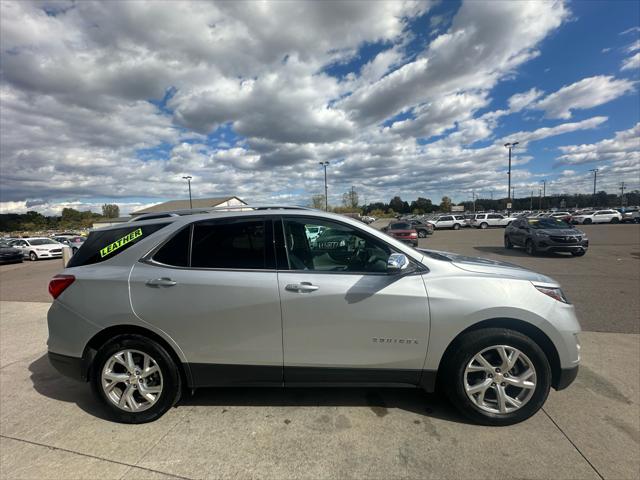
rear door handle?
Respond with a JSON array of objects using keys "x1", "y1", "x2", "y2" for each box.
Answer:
[
  {"x1": 146, "y1": 277, "x2": 177, "y2": 287},
  {"x1": 285, "y1": 282, "x2": 319, "y2": 293}
]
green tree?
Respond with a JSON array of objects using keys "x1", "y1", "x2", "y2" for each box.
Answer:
[
  {"x1": 410, "y1": 197, "x2": 433, "y2": 214},
  {"x1": 389, "y1": 196, "x2": 409, "y2": 213},
  {"x1": 342, "y1": 186, "x2": 359, "y2": 209},
  {"x1": 440, "y1": 196, "x2": 452, "y2": 212},
  {"x1": 311, "y1": 194, "x2": 326, "y2": 210},
  {"x1": 101, "y1": 203, "x2": 120, "y2": 218}
]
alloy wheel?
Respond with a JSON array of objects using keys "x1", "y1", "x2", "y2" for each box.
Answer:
[
  {"x1": 101, "y1": 349, "x2": 163, "y2": 412},
  {"x1": 464, "y1": 345, "x2": 537, "y2": 414}
]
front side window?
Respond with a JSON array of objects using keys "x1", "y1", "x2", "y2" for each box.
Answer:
[
  {"x1": 283, "y1": 218, "x2": 391, "y2": 273},
  {"x1": 191, "y1": 219, "x2": 270, "y2": 269}
]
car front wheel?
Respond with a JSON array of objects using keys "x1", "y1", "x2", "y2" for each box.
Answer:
[
  {"x1": 504, "y1": 236, "x2": 513, "y2": 249},
  {"x1": 525, "y1": 240, "x2": 537, "y2": 256},
  {"x1": 453, "y1": 223, "x2": 461, "y2": 230},
  {"x1": 610, "y1": 218, "x2": 619, "y2": 224},
  {"x1": 418, "y1": 230, "x2": 427, "y2": 238},
  {"x1": 479, "y1": 222, "x2": 488, "y2": 229},
  {"x1": 442, "y1": 328, "x2": 551, "y2": 426},
  {"x1": 91, "y1": 334, "x2": 181, "y2": 424}
]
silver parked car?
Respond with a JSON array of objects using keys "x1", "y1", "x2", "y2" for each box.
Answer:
[{"x1": 47, "y1": 206, "x2": 581, "y2": 425}]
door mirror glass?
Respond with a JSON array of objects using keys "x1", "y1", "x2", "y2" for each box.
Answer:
[{"x1": 387, "y1": 253, "x2": 409, "y2": 273}]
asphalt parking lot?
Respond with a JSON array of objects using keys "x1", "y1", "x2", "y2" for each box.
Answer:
[{"x1": 0, "y1": 224, "x2": 638, "y2": 479}]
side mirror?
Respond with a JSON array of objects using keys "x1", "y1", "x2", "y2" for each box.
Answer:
[{"x1": 387, "y1": 253, "x2": 410, "y2": 273}]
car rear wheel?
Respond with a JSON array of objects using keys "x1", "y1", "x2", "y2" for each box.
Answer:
[
  {"x1": 442, "y1": 328, "x2": 551, "y2": 426},
  {"x1": 583, "y1": 218, "x2": 592, "y2": 225},
  {"x1": 453, "y1": 223, "x2": 461, "y2": 230},
  {"x1": 29, "y1": 251, "x2": 38, "y2": 261},
  {"x1": 91, "y1": 334, "x2": 181, "y2": 424},
  {"x1": 525, "y1": 240, "x2": 537, "y2": 256},
  {"x1": 479, "y1": 222, "x2": 488, "y2": 229},
  {"x1": 504, "y1": 236, "x2": 513, "y2": 249}
]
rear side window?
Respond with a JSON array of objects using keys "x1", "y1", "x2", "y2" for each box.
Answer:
[
  {"x1": 153, "y1": 226, "x2": 190, "y2": 267},
  {"x1": 191, "y1": 219, "x2": 271, "y2": 269},
  {"x1": 67, "y1": 224, "x2": 168, "y2": 267}
]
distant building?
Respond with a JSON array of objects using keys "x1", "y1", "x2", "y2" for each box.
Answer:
[{"x1": 130, "y1": 196, "x2": 246, "y2": 216}]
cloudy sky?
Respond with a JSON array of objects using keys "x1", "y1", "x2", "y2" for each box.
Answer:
[{"x1": 1, "y1": 0, "x2": 639, "y2": 215}]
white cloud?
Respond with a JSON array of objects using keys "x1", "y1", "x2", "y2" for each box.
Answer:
[
  {"x1": 508, "y1": 88, "x2": 544, "y2": 112},
  {"x1": 621, "y1": 52, "x2": 640, "y2": 71},
  {"x1": 533, "y1": 75, "x2": 635, "y2": 119},
  {"x1": 556, "y1": 123, "x2": 640, "y2": 166}
]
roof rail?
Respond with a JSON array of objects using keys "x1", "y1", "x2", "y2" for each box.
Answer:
[{"x1": 128, "y1": 204, "x2": 317, "y2": 222}]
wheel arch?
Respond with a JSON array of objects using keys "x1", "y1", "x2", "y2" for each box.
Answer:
[
  {"x1": 82, "y1": 324, "x2": 193, "y2": 387},
  {"x1": 436, "y1": 318, "x2": 562, "y2": 390}
]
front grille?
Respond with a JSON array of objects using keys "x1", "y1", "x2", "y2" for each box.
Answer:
[
  {"x1": 50, "y1": 249, "x2": 62, "y2": 253},
  {"x1": 550, "y1": 236, "x2": 579, "y2": 244}
]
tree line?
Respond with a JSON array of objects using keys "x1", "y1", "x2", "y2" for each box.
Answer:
[
  {"x1": 311, "y1": 189, "x2": 640, "y2": 217},
  {"x1": 0, "y1": 204, "x2": 120, "y2": 233}
]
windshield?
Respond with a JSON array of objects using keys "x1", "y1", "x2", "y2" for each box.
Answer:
[
  {"x1": 528, "y1": 218, "x2": 572, "y2": 230},
  {"x1": 389, "y1": 222, "x2": 411, "y2": 229},
  {"x1": 29, "y1": 239, "x2": 58, "y2": 245}
]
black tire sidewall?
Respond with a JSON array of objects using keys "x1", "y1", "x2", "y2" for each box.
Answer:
[
  {"x1": 29, "y1": 252, "x2": 37, "y2": 261},
  {"x1": 504, "y1": 236, "x2": 513, "y2": 249},
  {"x1": 91, "y1": 334, "x2": 181, "y2": 424},
  {"x1": 443, "y1": 328, "x2": 551, "y2": 426}
]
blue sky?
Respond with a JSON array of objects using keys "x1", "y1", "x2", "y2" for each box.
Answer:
[{"x1": 0, "y1": 0, "x2": 638, "y2": 214}]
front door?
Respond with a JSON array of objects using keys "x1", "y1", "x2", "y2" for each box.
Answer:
[
  {"x1": 277, "y1": 216, "x2": 430, "y2": 385},
  {"x1": 129, "y1": 217, "x2": 283, "y2": 386}
]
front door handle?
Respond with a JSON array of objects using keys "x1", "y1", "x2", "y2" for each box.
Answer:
[
  {"x1": 285, "y1": 282, "x2": 319, "y2": 293},
  {"x1": 146, "y1": 277, "x2": 177, "y2": 287}
]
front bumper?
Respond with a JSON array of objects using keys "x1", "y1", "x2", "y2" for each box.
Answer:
[
  {"x1": 554, "y1": 365, "x2": 579, "y2": 390},
  {"x1": 535, "y1": 239, "x2": 589, "y2": 253}
]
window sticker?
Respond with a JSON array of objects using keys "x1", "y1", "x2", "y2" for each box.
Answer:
[{"x1": 99, "y1": 228, "x2": 143, "y2": 258}]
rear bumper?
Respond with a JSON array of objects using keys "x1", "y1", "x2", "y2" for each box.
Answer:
[
  {"x1": 48, "y1": 351, "x2": 88, "y2": 382},
  {"x1": 553, "y1": 365, "x2": 579, "y2": 390}
]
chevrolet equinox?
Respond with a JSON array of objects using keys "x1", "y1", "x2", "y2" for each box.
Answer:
[{"x1": 47, "y1": 206, "x2": 580, "y2": 425}]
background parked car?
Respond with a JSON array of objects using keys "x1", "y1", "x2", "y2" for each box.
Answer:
[
  {"x1": 9, "y1": 237, "x2": 64, "y2": 261},
  {"x1": 618, "y1": 208, "x2": 640, "y2": 223},
  {"x1": 407, "y1": 219, "x2": 434, "y2": 237},
  {"x1": 505, "y1": 217, "x2": 588, "y2": 256},
  {"x1": 0, "y1": 240, "x2": 24, "y2": 264},
  {"x1": 52, "y1": 235, "x2": 86, "y2": 253},
  {"x1": 429, "y1": 215, "x2": 465, "y2": 230},
  {"x1": 571, "y1": 210, "x2": 622, "y2": 224},
  {"x1": 471, "y1": 213, "x2": 517, "y2": 229},
  {"x1": 549, "y1": 212, "x2": 572, "y2": 223},
  {"x1": 385, "y1": 222, "x2": 418, "y2": 246}
]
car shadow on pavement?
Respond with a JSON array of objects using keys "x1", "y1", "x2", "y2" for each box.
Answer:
[
  {"x1": 29, "y1": 354, "x2": 468, "y2": 424},
  {"x1": 473, "y1": 246, "x2": 577, "y2": 259},
  {"x1": 28, "y1": 354, "x2": 112, "y2": 420},
  {"x1": 179, "y1": 386, "x2": 469, "y2": 424}
]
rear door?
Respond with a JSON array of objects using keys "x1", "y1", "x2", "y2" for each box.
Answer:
[
  {"x1": 277, "y1": 216, "x2": 430, "y2": 385},
  {"x1": 129, "y1": 217, "x2": 284, "y2": 386}
]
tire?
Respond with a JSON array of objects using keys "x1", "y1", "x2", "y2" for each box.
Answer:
[
  {"x1": 91, "y1": 334, "x2": 181, "y2": 424},
  {"x1": 29, "y1": 251, "x2": 38, "y2": 261},
  {"x1": 418, "y1": 230, "x2": 427, "y2": 238},
  {"x1": 525, "y1": 240, "x2": 537, "y2": 256},
  {"x1": 453, "y1": 223, "x2": 461, "y2": 230},
  {"x1": 610, "y1": 218, "x2": 619, "y2": 224},
  {"x1": 504, "y1": 236, "x2": 513, "y2": 249},
  {"x1": 480, "y1": 222, "x2": 488, "y2": 229},
  {"x1": 571, "y1": 250, "x2": 586, "y2": 257},
  {"x1": 441, "y1": 328, "x2": 551, "y2": 426},
  {"x1": 583, "y1": 218, "x2": 592, "y2": 225}
]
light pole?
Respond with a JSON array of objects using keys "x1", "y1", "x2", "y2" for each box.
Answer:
[
  {"x1": 318, "y1": 161, "x2": 329, "y2": 211},
  {"x1": 540, "y1": 179, "x2": 546, "y2": 210},
  {"x1": 504, "y1": 142, "x2": 519, "y2": 213},
  {"x1": 589, "y1": 169, "x2": 598, "y2": 206},
  {"x1": 182, "y1": 176, "x2": 193, "y2": 209}
]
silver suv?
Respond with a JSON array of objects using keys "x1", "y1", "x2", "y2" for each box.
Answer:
[{"x1": 47, "y1": 206, "x2": 581, "y2": 425}]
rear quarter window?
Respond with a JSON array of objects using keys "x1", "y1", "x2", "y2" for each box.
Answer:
[{"x1": 67, "y1": 223, "x2": 168, "y2": 267}]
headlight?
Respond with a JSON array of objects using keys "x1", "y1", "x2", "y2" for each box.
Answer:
[{"x1": 535, "y1": 285, "x2": 570, "y2": 304}]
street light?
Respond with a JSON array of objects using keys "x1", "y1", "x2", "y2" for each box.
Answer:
[
  {"x1": 504, "y1": 142, "x2": 519, "y2": 213},
  {"x1": 589, "y1": 169, "x2": 598, "y2": 206},
  {"x1": 318, "y1": 161, "x2": 329, "y2": 211},
  {"x1": 182, "y1": 175, "x2": 193, "y2": 209}
]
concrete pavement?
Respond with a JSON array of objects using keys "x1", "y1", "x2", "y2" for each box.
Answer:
[{"x1": 1, "y1": 301, "x2": 638, "y2": 479}]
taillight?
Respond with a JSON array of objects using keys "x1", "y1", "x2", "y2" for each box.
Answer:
[{"x1": 49, "y1": 274, "x2": 75, "y2": 299}]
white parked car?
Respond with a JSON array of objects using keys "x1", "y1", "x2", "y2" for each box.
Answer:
[
  {"x1": 471, "y1": 213, "x2": 518, "y2": 229},
  {"x1": 9, "y1": 238, "x2": 64, "y2": 261},
  {"x1": 429, "y1": 215, "x2": 465, "y2": 230},
  {"x1": 571, "y1": 210, "x2": 622, "y2": 225}
]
